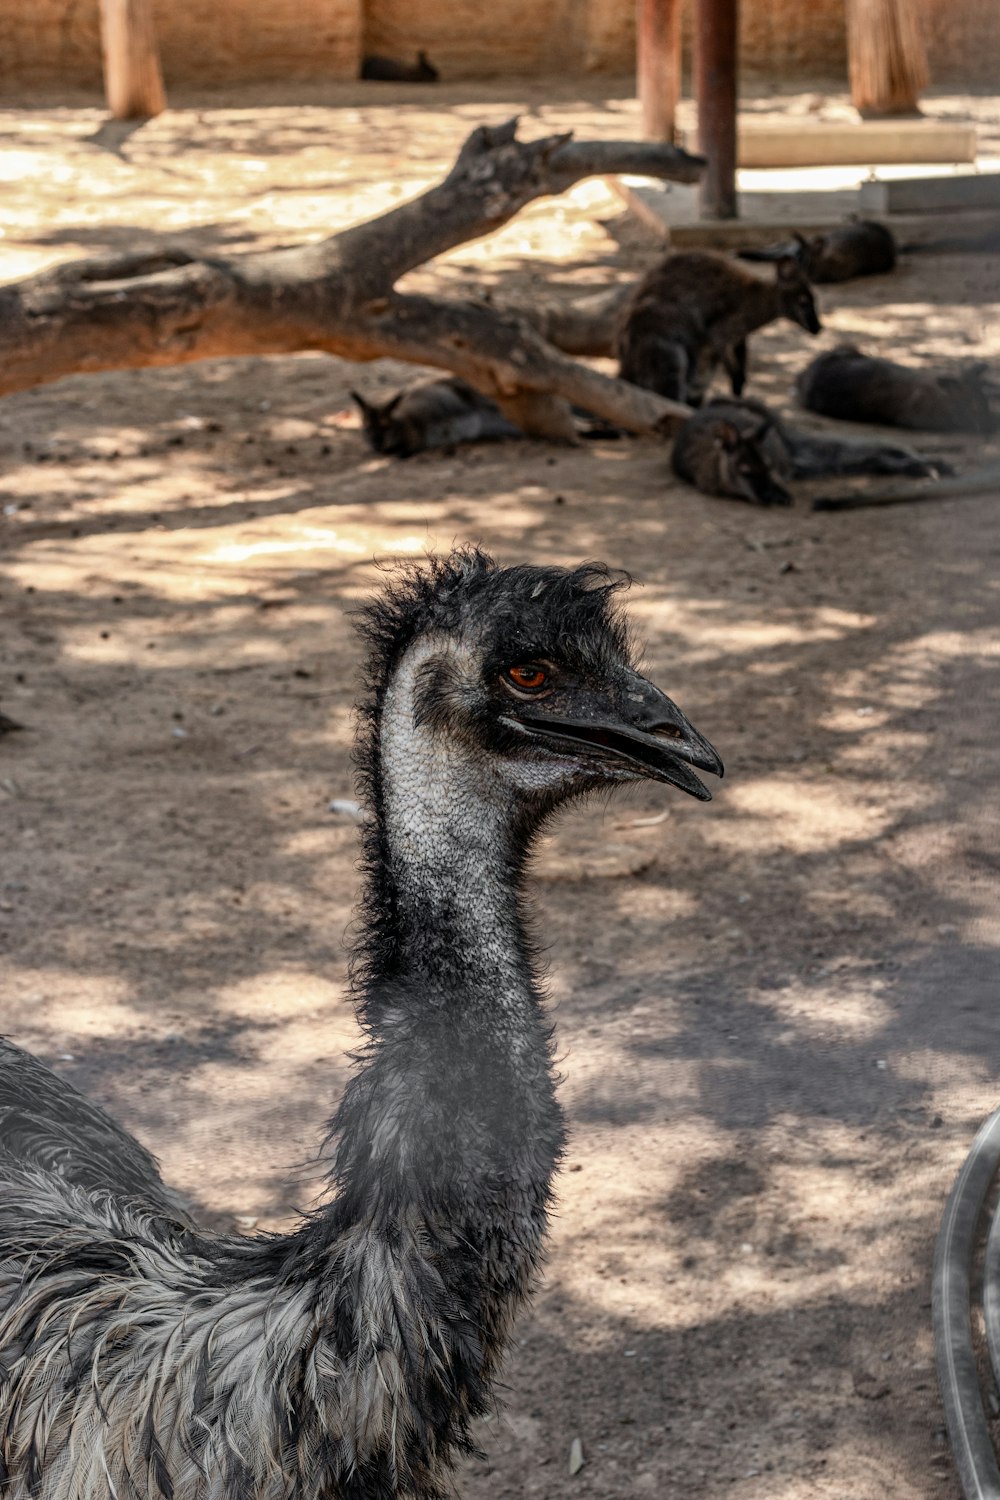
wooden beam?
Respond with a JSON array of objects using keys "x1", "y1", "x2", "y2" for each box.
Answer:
[
  {"x1": 637, "y1": 0, "x2": 683, "y2": 144},
  {"x1": 695, "y1": 0, "x2": 738, "y2": 220},
  {"x1": 99, "y1": 0, "x2": 166, "y2": 121}
]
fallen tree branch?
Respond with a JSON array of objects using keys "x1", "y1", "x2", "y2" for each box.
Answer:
[
  {"x1": 0, "y1": 118, "x2": 702, "y2": 434},
  {"x1": 812, "y1": 461, "x2": 1000, "y2": 510}
]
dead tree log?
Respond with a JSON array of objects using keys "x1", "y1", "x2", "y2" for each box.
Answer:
[{"x1": 0, "y1": 120, "x2": 704, "y2": 437}]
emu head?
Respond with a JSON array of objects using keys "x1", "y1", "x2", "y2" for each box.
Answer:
[
  {"x1": 357, "y1": 550, "x2": 722, "y2": 827},
  {"x1": 776, "y1": 256, "x2": 822, "y2": 336}
]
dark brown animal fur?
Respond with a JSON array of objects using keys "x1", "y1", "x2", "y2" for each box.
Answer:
[
  {"x1": 352, "y1": 377, "x2": 520, "y2": 457},
  {"x1": 616, "y1": 251, "x2": 821, "y2": 406},
  {"x1": 672, "y1": 395, "x2": 943, "y2": 505},
  {"x1": 360, "y1": 51, "x2": 439, "y2": 82},
  {"x1": 738, "y1": 220, "x2": 896, "y2": 282},
  {"x1": 797, "y1": 345, "x2": 998, "y2": 435}
]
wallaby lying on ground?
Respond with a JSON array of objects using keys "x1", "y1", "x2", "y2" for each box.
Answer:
[
  {"x1": 360, "y1": 50, "x2": 439, "y2": 81},
  {"x1": 352, "y1": 376, "x2": 521, "y2": 456},
  {"x1": 616, "y1": 250, "x2": 821, "y2": 406},
  {"x1": 797, "y1": 345, "x2": 998, "y2": 434},
  {"x1": 738, "y1": 219, "x2": 896, "y2": 282},
  {"x1": 672, "y1": 395, "x2": 943, "y2": 505}
]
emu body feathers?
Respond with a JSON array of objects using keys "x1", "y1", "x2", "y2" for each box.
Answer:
[{"x1": 0, "y1": 550, "x2": 716, "y2": 1499}]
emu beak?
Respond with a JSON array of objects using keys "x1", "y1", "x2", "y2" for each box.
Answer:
[{"x1": 513, "y1": 672, "x2": 724, "y2": 800}]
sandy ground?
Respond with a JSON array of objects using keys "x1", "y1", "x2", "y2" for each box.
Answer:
[{"x1": 1, "y1": 79, "x2": 999, "y2": 1500}]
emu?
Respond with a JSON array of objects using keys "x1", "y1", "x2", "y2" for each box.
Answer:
[
  {"x1": 616, "y1": 249, "x2": 821, "y2": 406},
  {"x1": 0, "y1": 550, "x2": 722, "y2": 1500}
]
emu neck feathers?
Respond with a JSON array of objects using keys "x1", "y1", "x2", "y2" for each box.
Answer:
[
  {"x1": 332, "y1": 630, "x2": 563, "y2": 1216},
  {"x1": 374, "y1": 633, "x2": 534, "y2": 998}
]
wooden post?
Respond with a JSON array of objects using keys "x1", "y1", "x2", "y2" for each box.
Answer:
[
  {"x1": 695, "y1": 0, "x2": 738, "y2": 219},
  {"x1": 99, "y1": 0, "x2": 166, "y2": 121},
  {"x1": 637, "y1": 0, "x2": 683, "y2": 143},
  {"x1": 846, "y1": 0, "x2": 929, "y2": 117}
]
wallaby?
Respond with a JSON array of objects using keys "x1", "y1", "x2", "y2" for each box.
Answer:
[
  {"x1": 671, "y1": 401, "x2": 794, "y2": 506},
  {"x1": 797, "y1": 345, "x2": 998, "y2": 434},
  {"x1": 616, "y1": 251, "x2": 821, "y2": 406},
  {"x1": 738, "y1": 219, "x2": 896, "y2": 283},
  {"x1": 360, "y1": 50, "x2": 439, "y2": 82},
  {"x1": 672, "y1": 395, "x2": 943, "y2": 505},
  {"x1": 351, "y1": 376, "x2": 521, "y2": 457}
]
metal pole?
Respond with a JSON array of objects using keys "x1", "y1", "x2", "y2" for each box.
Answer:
[
  {"x1": 695, "y1": 0, "x2": 738, "y2": 219},
  {"x1": 637, "y1": 0, "x2": 682, "y2": 143}
]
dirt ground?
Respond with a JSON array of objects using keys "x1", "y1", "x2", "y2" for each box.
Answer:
[{"x1": 1, "y1": 78, "x2": 999, "y2": 1500}]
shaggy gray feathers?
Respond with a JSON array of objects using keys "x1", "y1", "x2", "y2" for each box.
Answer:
[
  {"x1": 0, "y1": 1040, "x2": 190, "y2": 1224},
  {"x1": 0, "y1": 552, "x2": 640, "y2": 1499}
]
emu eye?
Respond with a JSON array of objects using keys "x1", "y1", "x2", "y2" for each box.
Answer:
[{"x1": 503, "y1": 664, "x2": 550, "y2": 695}]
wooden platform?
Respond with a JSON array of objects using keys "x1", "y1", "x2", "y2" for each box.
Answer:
[{"x1": 683, "y1": 118, "x2": 977, "y2": 169}]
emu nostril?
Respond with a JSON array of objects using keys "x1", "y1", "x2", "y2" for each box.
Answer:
[{"x1": 652, "y1": 723, "x2": 684, "y2": 740}]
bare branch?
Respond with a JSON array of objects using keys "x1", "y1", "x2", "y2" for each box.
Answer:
[{"x1": 0, "y1": 119, "x2": 702, "y2": 426}]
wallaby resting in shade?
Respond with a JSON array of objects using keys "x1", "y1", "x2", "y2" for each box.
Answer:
[
  {"x1": 738, "y1": 220, "x2": 897, "y2": 283},
  {"x1": 671, "y1": 395, "x2": 944, "y2": 506},
  {"x1": 797, "y1": 345, "x2": 999, "y2": 434},
  {"x1": 352, "y1": 377, "x2": 521, "y2": 456},
  {"x1": 616, "y1": 250, "x2": 821, "y2": 406},
  {"x1": 360, "y1": 50, "x2": 439, "y2": 82}
]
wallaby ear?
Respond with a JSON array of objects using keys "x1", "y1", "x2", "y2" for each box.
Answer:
[
  {"x1": 792, "y1": 231, "x2": 808, "y2": 250},
  {"x1": 350, "y1": 390, "x2": 373, "y2": 416}
]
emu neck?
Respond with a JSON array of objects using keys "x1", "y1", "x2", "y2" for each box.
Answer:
[
  {"x1": 375, "y1": 638, "x2": 533, "y2": 998},
  {"x1": 332, "y1": 633, "x2": 563, "y2": 1242}
]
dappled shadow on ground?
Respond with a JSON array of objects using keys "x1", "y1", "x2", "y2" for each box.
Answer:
[
  {"x1": 1, "y1": 92, "x2": 999, "y2": 1499},
  {"x1": 2, "y1": 339, "x2": 998, "y2": 1495}
]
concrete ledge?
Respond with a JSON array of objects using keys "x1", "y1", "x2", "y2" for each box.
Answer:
[
  {"x1": 608, "y1": 176, "x2": 1000, "y2": 251},
  {"x1": 679, "y1": 119, "x2": 977, "y2": 169},
  {"x1": 859, "y1": 171, "x2": 1000, "y2": 213}
]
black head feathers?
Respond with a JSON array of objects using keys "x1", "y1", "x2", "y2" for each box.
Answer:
[{"x1": 354, "y1": 548, "x2": 635, "y2": 713}]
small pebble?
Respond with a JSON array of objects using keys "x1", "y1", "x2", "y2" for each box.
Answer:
[{"x1": 568, "y1": 1438, "x2": 585, "y2": 1476}]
